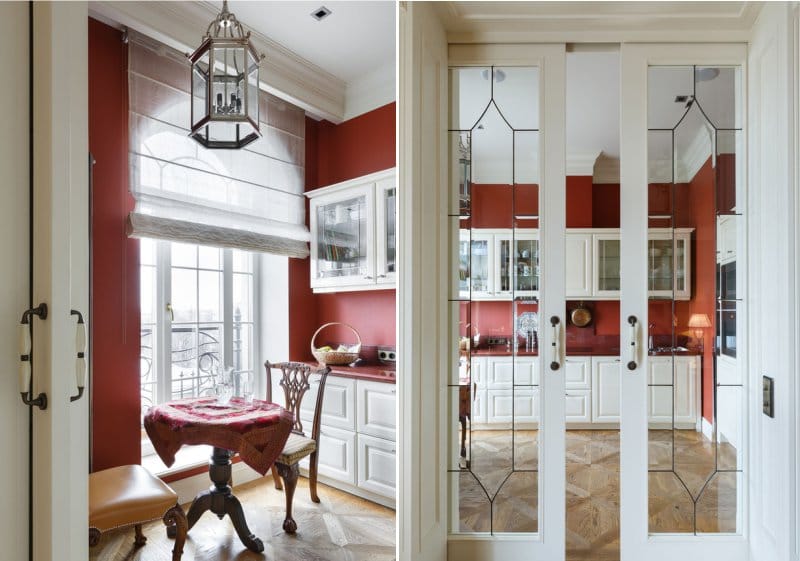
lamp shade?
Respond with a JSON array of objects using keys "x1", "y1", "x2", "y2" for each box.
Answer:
[{"x1": 688, "y1": 313, "x2": 712, "y2": 328}]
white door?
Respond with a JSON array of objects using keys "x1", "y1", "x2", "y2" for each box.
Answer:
[
  {"x1": 619, "y1": 43, "x2": 747, "y2": 561},
  {"x1": 0, "y1": 4, "x2": 32, "y2": 559},
  {"x1": 446, "y1": 43, "x2": 566, "y2": 561}
]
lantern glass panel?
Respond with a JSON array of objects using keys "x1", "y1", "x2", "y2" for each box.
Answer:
[
  {"x1": 247, "y1": 49, "x2": 259, "y2": 123},
  {"x1": 192, "y1": 50, "x2": 210, "y2": 129}
]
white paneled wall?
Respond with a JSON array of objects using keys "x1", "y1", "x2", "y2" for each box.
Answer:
[{"x1": 748, "y1": 3, "x2": 799, "y2": 561}]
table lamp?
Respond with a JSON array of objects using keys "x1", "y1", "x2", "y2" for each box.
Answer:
[{"x1": 688, "y1": 313, "x2": 712, "y2": 349}]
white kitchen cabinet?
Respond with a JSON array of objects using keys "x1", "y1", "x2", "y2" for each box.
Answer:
[
  {"x1": 299, "y1": 374, "x2": 396, "y2": 507},
  {"x1": 459, "y1": 229, "x2": 538, "y2": 300},
  {"x1": 311, "y1": 425, "x2": 357, "y2": 485},
  {"x1": 357, "y1": 380, "x2": 397, "y2": 441},
  {"x1": 717, "y1": 215, "x2": 737, "y2": 265},
  {"x1": 486, "y1": 388, "x2": 539, "y2": 427},
  {"x1": 565, "y1": 232, "x2": 593, "y2": 298},
  {"x1": 647, "y1": 355, "x2": 700, "y2": 428},
  {"x1": 593, "y1": 231, "x2": 621, "y2": 298},
  {"x1": 565, "y1": 390, "x2": 592, "y2": 423},
  {"x1": 357, "y1": 434, "x2": 396, "y2": 500},
  {"x1": 564, "y1": 357, "x2": 591, "y2": 390},
  {"x1": 471, "y1": 388, "x2": 487, "y2": 424},
  {"x1": 565, "y1": 228, "x2": 693, "y2": 300},
  {"x1": 648, "y1": 229, "x2": 692, "y2": 300},
  {"x1": 592, "y1": 357, "x2": 621, "y2": 423},
  {"x1": 484, "y1": 355, "x2": 539, "y2": 388},
  {"x1": 299, "y1": 375, "x2": 356, "y2": 431},
  {"x1": 307, "y1": 168, "x2": 396, "y2": 293}
]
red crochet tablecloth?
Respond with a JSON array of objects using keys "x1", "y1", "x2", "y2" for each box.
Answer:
[{"x1": 144, "y1": 397, "x2": 294, "y2": 475}]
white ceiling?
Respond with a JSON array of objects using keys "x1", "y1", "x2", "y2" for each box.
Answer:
[
  {"x1": 89, "y1": 1, "x2": 395, "y2": 122},
  {"x1": 222, "y1": 1, "x2": 394, "y2": 85}
]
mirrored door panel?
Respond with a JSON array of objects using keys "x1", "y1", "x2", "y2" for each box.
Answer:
[
  {"x1": 646, "y1": 64, "x2": 743, "y2": 536},
  {"x1": 448, "y1": 65, "x2": 541, "y2": 535}
]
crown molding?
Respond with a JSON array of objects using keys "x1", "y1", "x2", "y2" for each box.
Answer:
[
  {"x1": 566, "y1": 151, "x2": 600, "y2": 176},
  {"x1": 89, "y1": 1, "x2": 347, "y2": 123}
]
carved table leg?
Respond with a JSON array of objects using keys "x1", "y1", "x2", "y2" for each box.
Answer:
[
  {"x1": 163, "y1": 504, "x2": 188, "y2": 561},
  {"x1": 181, "y1": 447, "x2": 264, "y2": 553},
  {"x1": 275, "y1": 462, "x2": 299, "y2": 533},
  {"x1": 134, "y1": 524, "x2": 147, "y2": 547},
  {"x1": 459, "y1": 415, "x2": 467, "y2": 458}
]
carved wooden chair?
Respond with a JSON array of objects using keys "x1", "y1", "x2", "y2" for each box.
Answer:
[
  {"x1": 265, "y1": 361, "x2": 331, "y2": 533},
  {"x1": 88, "y1": 464, "x2": 187, "y2": 560}
]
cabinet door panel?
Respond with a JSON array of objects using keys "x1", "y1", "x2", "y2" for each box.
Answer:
[
  {"x1": 357, "y1": 434, "x2": 396, "y2": 499},
  {"x1": 564, "y1": 357, "x2": 591, "y2": 389},
  {"x1": 357, "y1": 380, "x2": 397, "y2": 440},
  {"x1": 313, "y1": 425, "x2": 356, "y2": 484},
  {"x1": 565, "y1": 233, "x2": 593, "y2": 297},
  {"x1": 300, "y1": 376, "x2": 356, "y2": 431},
  {"x1": 375, "y1": 177, "x2": 397, "y2": 285},
  {"x1": 593, "y1": 234, "x2": 621, "y2": 297},
  {"x1": 309, "y1": 183, "x2": 375, "y2": 289},
  {"x1": 565, "y1": 390, "x2": 591, "y2": 423},
  {"x1": 648, "y1": 386, "x2": 673, "y2": 424},
  {"x1": 487, "y1": 389, "x2": 538, "y2": 424},
  {"x1": 486, "y1": 356, "x2": 538, "y2": 387},
  {"x1": 592, "y1": 358, "x2": 621, "y2": 422}
]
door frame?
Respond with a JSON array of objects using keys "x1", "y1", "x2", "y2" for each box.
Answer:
[
  {"x1": 619, "y1": 42, "x2": 749, "y2": 561},
  {"x1": 444, "y1": 42, "x2": 567, "y2": 561}
]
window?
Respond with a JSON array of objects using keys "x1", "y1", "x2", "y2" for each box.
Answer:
[{"x1": 140, "y1": 239, "x2": 257, "y2": 420}]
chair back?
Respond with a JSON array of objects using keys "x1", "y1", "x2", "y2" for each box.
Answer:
[{"x1": 265, "y1": 361, "x2": 330, "y2": 439}]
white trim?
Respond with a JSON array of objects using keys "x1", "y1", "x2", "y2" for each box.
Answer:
[
  {"x1": 32, "y1": 3, "x2": 90, "y2": 560},
  {"x1": 89, "y1": 1, "x2": 348, "y2": 123},
  {"x1": 398, "y1": 4, "x2": 449, "y2": 560},
  {"x1": 702, "y1": 417, "x2": 714, "y2": 441},
  {"x1": 566, "y1": 151, "x2": 601, "y2": 176}
]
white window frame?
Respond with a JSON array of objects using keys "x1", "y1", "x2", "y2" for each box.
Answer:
[{"x1": 141, "y1": 239, "x2": 260, "y2": 418}]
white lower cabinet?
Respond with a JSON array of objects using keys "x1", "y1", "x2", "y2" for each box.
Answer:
[
  {"x1": 647, "y1": 356, "x2": 700, "y2": 428},
  {"x1": 486, "y1": 388, "x2": 539, "y2": 427},
  {"x1": 592, "y1": 357, "x2": 621, "y2": 423},
  {"x1": 565, "y1": 390, "x2": 592, "y2": 423},
  {"x1": 469, "y1": 354, "x2": 699, "y2": 429},
  {"x1": 307, "y1": 425, "x2": 357, "y2": 484},
  {"x1": 300, "y1": 375, "x2": 396, "y2": 506},
  {"x1": 357, "y1": 434, "x2": 397, "y2": 498}
]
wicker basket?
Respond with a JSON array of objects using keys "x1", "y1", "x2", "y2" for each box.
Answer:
[{"x1": 311, "y1": 322, "x2": 362, "y2": 366}]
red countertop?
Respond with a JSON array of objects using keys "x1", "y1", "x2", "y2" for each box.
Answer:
[
  {"x1": 468, "y1": 345, "x2": 701, "y2": 357},
  {"x1": 304, "y1": 361, "x2": 396, "y2": 383}
]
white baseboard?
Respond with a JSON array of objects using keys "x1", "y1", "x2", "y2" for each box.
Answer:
[
  {"x1": 701, "y1": 417, "x2": 714, "y2": 441},
  {"x1": 168, "y1": 462, "x2": 267, "y2": 505}
]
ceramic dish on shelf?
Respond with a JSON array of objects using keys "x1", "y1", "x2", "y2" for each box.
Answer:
[{"x1": 516, "y1": 311, "x2": 539, "y2": 339}]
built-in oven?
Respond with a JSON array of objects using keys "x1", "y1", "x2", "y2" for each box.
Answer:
[{"x1": 717, "y1": 260, "x2": 736, "y2": 358}]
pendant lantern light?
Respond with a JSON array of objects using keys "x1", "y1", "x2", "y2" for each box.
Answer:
[{"x1": 188, "y1": 0, "x2": 264, "y2": 149}]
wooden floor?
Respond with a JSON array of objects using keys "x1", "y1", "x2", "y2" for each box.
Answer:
[
  {"x1": 89, "y1": 477, "x2": 395, "y2": 561},
  {"x1": 458, "y1": 429, "x2": 738, "y2": 561}
]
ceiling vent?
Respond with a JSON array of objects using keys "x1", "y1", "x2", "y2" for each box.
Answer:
[{"x1": 311, "y1": 6, "x2": 332, "y2": 21}]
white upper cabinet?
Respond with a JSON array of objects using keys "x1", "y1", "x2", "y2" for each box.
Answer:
[
  {"x1": 459, "y1": 229, "x2": 539, "y2": 300},
  {"x1": 565, "y1": 232, "x2": 593, "y2": 297},
  {"x1": 564, "y1": 228, "x2": 693, "y2": 300},
  {"x1": 307, "y1": 168, "x2": 396, "y2": 292}
]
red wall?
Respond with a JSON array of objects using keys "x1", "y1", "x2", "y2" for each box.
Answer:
[
  {"x1": 289, "y1": 104, "x2": 397, "y2": 361},
  {"x1": 89, "y1": 19, "x2": 141, "y2": 471}
]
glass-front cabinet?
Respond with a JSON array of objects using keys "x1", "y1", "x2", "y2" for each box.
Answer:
[
  {"x1": 307, "y1": 168, "x2": 397, "y2": 292},
  {"x1": 594, "y1": 232, "x2": 621, "y2": 298},
  {"x1": 648, "y1": 228, "x2": 691, "y2": 300},
  {"x1": 458, "y1": 229, "x2": 539, "y2": 300}
]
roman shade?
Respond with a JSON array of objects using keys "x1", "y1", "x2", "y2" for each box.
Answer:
[{"x1": 127, "y1": 30, "x2": 309, "y2": 257}]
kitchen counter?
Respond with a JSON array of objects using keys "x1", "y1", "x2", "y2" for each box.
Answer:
[
  {"x1": 468, "y1": 345, "x2": 702, "y2": 357},
  {"x1": 304, "y1": 361, "x2": 396, "y2": 383}
]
